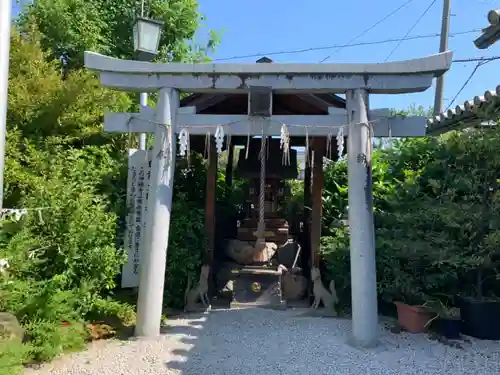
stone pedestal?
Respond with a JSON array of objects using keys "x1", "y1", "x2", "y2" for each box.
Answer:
[{"x1": 226, "y1": 266, "x2": 286, "y2": 310}]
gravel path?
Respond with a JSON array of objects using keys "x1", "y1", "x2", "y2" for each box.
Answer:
[{"x1": 24, "y1": 308, "x2": 500, "y2": 375}]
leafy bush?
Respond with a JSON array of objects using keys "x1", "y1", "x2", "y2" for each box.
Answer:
[
  {"x1": 1, "y1": 5, "x2": 218, "y2": 372},
  {"x1": 0, "y1": 339, "x2": 32, "y2": 375},
  {"x1": 321, "y1": 127, "x2": 500, "y2": 308},
  {"x1": 320, "y1": 229, "x2": 351, "y2": 308},
  {"x1": 24, "y1": 320, "x2": 88, "y2": 362},
  {"x1": 0, "y1": 29, "x2": 134, "y2": 372}
]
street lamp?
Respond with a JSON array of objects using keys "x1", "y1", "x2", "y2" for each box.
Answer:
[
  {"x1": 474, "y1": 9, "x2": 500, "y2": 49},
  {"x1": 133, "y1": 16, "x2": 164, "y2": 150},
  {"x1": 133, "y1": 16, "x2": 164, "y2": 62}
]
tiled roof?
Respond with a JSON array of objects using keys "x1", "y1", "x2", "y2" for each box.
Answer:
[{"x1": 427, "y1": 85, "x2": 500, "y2": 135}]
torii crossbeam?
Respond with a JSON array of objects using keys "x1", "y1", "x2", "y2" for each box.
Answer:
[{"x1": 84, "y1": 50, "x2": 453, "y2": 348}]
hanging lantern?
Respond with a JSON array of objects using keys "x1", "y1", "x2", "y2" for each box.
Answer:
[{"x1": 133, "y1": 16, "x2": 164, "y2": 61}]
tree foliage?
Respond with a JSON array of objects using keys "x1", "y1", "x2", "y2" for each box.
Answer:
[
  {"x1": 1, "y1": 3, "x2": 216, "y2": 368},
  {"x1": 17, "y1": 0, "x2": 221, "y2": 70},
  {"x1": 1, "y1": 29, "x2": 133, "y2": 371}
]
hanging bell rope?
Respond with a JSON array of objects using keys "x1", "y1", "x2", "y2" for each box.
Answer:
[{"x1": 255, "y1": 125, "x2": 267, "y2": 248}]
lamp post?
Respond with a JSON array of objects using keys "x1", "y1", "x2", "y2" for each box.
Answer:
[
  {"x1": 131, "y1": 15, "x2": 168, "y2": 337},
  {"x1": 0, "y1": 1, "x2": 12, "y2": 211},
  {"x1": 132, "y1": 16, "x2": 164, "y2": 149},
  {"x1": 474, "y1": 9, "x2": 500, "y2": 49}
]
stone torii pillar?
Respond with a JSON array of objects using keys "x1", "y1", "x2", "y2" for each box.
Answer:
[
  {"x1": 346, "y1": 89, "x2": 378, "y2": 347},
  {"x1": 135, "y1": 88, "x2": 179, "y2": 337}
]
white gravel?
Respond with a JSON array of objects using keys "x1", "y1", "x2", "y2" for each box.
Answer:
[{"x1": 24, "y1": 308, "x2": 500, "y2": 375}]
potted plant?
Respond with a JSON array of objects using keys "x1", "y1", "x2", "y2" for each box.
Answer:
[
  {"x1": 423, "y1": 300, "x2": 461, "y2": 339},
  {"x1": 394, "y1": 300, "x2": 433, "y2": 333},
  {"x1": 453, "y1": 194, "x2": 500, "y2": 340},
  {"x1": 456, "y1": 264, "x2": 500, "y2": 340},
  {"x1": 404, "y1": 149, "x2": 500, "y2": 340},
  {"x1": 448, "y1": 142, "x2": 500, "y2": 340}
]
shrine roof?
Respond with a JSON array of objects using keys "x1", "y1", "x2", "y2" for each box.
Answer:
[
  {"x1": 427, "y1": 84, "x2": 500, "y2": 135},
  {"x1": 180, "y1": 92, "x2": 346, "y2": 115}
]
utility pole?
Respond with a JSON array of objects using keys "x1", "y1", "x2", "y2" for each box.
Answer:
[
  {"x1": 0, "y1": 1, "x2": 13, "y2": 210},
  {"x1": 433, "y1": 0, "x2": 451, "y2": 116}
]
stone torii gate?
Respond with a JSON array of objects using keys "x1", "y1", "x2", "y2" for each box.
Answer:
[{"x1": 84, "y1": 50, "x2": 452, "y2": 348}]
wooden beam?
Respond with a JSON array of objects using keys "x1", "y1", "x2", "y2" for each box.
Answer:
[
  {"x1": 303, "y1": 147, "x2": 312, "y2": 265},
  {"x1": 204, "y1": 140, "x2": 217, "y2": 265},
  {"x1": 297, "y1": 94, "x2": 341, "y2": 112},
  {"x1": 182, "y1": 94, "x2": 228, "y2": 113},
  {"x1": 310, "y1": 138, "x2": 325, "y2": 268},
  {"x1": 225, "y1": 143, "x2": 234, "y2": 188},
  {"x1": 104, "y1": 111, "x2": 426, "y2": 137}
]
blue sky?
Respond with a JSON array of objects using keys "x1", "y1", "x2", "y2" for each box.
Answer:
[
  {"x1": 12, "y1": 0, "x2": 500, "y2": 113},
  {"x1": 195, "y1": 0, "x2": 500, "y2": 111}
]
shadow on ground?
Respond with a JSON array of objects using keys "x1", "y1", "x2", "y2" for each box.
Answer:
[
  {"x1": 162, "y1": 307, "x2": 500, "y2": 375},
  {"x1": 162, "y1": 307, "x2": 361, "y2": 375}
]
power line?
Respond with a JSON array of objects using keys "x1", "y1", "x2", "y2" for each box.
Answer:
[
  {"x1": 384, "y1": 0, "x2": 438, "y2": 62},
  {"x1": 453, "y1": 56, "x2": 500, "y2": 63},
  {"x1": 319, "y1": 0, "x2": 415, "y2": 63},
  {"x1": 213, "y1": 29, "x2": 481, "y2": 62},
  {"x1": 445, "y1": 59, "x2": 495, "y2": 111}
]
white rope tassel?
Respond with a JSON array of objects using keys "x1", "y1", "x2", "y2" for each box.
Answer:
[
  {"x1": 178, "y1": 128, "x2": 190, "y2": 157},
  {"x1": 280, "y1": 123, "x2": 290, "y2": 166},
  {"x1": 336, "y1": 126, "x2": 345, "y2": 160},
  {"x1": 178, "y1": 127, "x2": 191, "y2": 166},
  {"x1": 215, "y1": 125, "x2": 224, "y2": 154},
  {"x1": 0, "y1": 209, "x2": 28, "y2": 221}
]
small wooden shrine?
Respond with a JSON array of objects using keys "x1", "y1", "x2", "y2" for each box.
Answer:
[{"x1": 235, "y1": 140, "x2": 296, "y2": 246}]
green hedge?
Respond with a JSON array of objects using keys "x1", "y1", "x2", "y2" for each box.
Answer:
[{"x1": 321, "y1": 129, "x2": 500, "y2": 308}]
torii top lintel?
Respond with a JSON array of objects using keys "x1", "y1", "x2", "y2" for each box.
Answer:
[{"x1": 84, "y1": 51, "x2": 453, "y2": 95}]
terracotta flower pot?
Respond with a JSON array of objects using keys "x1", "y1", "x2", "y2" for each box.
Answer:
[{"x1": 394, "y1": 301, "x2": 432, "y2": 333}]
